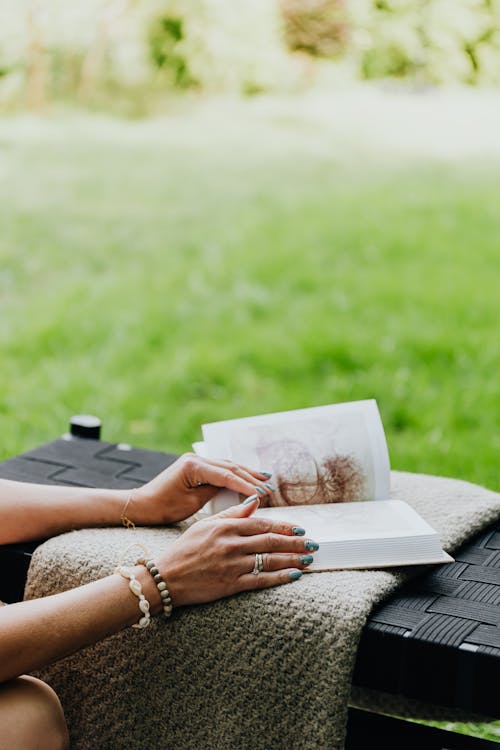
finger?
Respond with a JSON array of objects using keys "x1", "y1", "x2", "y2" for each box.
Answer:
[
  {"x1": 203, "y1": 458, "x2": 273, "y2": 483},
  {"x1": 225, "y1": 516, "x2": 307, "y2": 538},
  {"x1": 190, "y1": 462, "x2": 272, "y2": 499},
  {"x1": 239, "y1": 533, "x2": 319, "y2": 554},
  {"x1": 203, "y1": 458, "x2": 267, "y2": 486},
  {"x1": 203, "y1": 458, "x2": 276, "y2": 494},
  {"x1": 232, "y1": 467, "x2": 273, "y2": 492},
  {"x1": 244, "y1": 553, "x2": 314, "y2": 573},
  {"x1": 238, "y1": 569, "x2": 303, "y2": 592},
  {"x1": 217, "y1": 496, "x2": 260, "y2": 519}
]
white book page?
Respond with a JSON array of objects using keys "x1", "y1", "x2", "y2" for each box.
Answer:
[
  {"x1": 254, "y1": 500, "x2": 436, "y2": 543},
  {"x1": 201, "y1": 400, "x2": 390, "y2": 512},
  {"x1": 255, "y1": 500, "x2": 454, "y2": 570}
]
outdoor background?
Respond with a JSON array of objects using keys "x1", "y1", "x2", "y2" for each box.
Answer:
[
  {"x1": 0, "y1": 1, "x2": 499, "y2": 739},
  {"x1": 1, "y1": 2, "x2": 499, "y2": 486}
]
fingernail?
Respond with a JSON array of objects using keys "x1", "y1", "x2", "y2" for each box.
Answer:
[
  {"x1": 289, "y1": 570, "x2": 302, "y2": 581},
  {"x1": 243, "y1": 494, "x2": 259, "y2": 506},
  {"x1": 260, "y1": 471, "x2": 273, "y2": 479},
  {"x1": 255, "y1": 486, "x2": 267, "y2": 496},
  {"x1": 305, "y1": 541, "x2": 320, "y2": 551},
  {"x1": 264, "y1": 482, "x2": 276, "y2": 491},
  {"x1": 292, "y1": 527, "x2": 306, "y2": 536},
  {"x1": 300, "y1": 555, "x2": 314, "y2": 565}
]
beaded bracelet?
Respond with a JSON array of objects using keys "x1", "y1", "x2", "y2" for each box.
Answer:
[
  {"x1": 115, "y1": 565, "x2": 151, "y2": 629},
  {"x1": 136, "y1": 556, "x2": 173, "y2": 619}
]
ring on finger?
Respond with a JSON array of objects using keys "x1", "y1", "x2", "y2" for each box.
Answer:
[{"x1": 252, "y1": 553, "x2": 264, "y2": 575}]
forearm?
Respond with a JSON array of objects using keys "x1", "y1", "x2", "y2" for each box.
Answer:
[
  {"x1": 0, "y1": 480, "x2": 129, "y2": 544},
  {"x1": 0, "y1": 566, "x2": 161, "y2": 683}
]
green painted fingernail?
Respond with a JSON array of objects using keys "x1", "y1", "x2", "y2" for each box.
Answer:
[
  {"x1": 260, "y1": 471, "x2": 273, "y2": 479},
  {"x1": 301, "y1": 555, "x2": 314, "y2": 565},
  {"x1": 292, "y1": 527, "x2": 306, "y2": 536},
  {"x1": 255, "y1": 486, "x2": 267, "y2": 496},
  {"x1": 243, "y1": 494, "x2": 259, "y2": 506},
  {"x1": 264, "y1": 482, "x2": 276, "y2": 491},
  {"x1": 305, "y1": 541, "x2": 319, "y2": 551},
  {"x1": 289, "y1": 570, "x2": 302, "y2": 581}
]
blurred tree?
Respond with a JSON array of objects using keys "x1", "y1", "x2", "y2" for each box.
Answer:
[
  {"x1": 147, "y1": 0, "x2": 292, "y2": 94},
  {"x1": 350, "y1": 0, "x2": 500, "y2": 85},
  {"x1": 1, "y1": 0, "x2": 500, "y2": 112},
  {"x1": 279, "y1": 0, "x2": 351, "y2": 58},
  {"x1": 148, "y1": 14, "x2": 194, "y2": 88},
  {"x1": 26, "y1": 0, "x2": 47, "y2": 111},
  {"x1": 79, "y1": 0, "x2": 137, "y2": 102}
]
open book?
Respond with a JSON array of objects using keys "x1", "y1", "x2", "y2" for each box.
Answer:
[
  {"x1": 195, "y1": 400, "x2": 390, "y2": 512},
  {"x1": 194, "y1": 400, "x2": 452, "y2": 569}
]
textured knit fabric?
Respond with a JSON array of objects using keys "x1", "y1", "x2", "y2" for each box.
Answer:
[{"x1": 24, "y1": 471, "x2": 500, "y2": 750}]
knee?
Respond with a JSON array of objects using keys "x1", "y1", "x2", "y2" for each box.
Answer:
[
  {"x1": 0, "y1": 676, "x2": 69, "y2": 750},
  {"x1": 23, "y1": 677, "x2": 69, "y2": 750}
]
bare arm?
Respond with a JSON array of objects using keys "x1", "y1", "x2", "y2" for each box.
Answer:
[
  {"x1": 0, "y1": 453, "x2": 276, "y2": 544},
  {"x1": 0, "y1": 567, "x2": 156, "y2": 683},
  {"x1": 0, "y1": 500, "x2": 317, "y2": 684},
  {"x1": 0, "y1": 480, "x2": 127, "y2": 544}
]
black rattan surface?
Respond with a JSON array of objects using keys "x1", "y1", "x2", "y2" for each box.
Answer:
[
  {"x1": 0, "y1": 437, "x2": 176, "y2": 489},
  {"x1": 353, "y1": 520, "x2": 500, "y2": 716},
  {"x1": 0, "y1": 437, "x2": 498, "y2": 716}
]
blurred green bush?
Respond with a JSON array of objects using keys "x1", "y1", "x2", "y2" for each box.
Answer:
[
  {"x1": 1, "y1": 0, "x2": 499, "y2": 112},
  {"x1": 0, "y1": 0, "x2": 291, "y2": 111},
  {"x1": 145, "y1": 0, "x2": 291, "y2": 94},
  {"x1": 350, "y1": 0, "x2": 500, "y2": 85}
]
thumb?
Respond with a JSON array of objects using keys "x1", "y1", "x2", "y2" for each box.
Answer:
[{"x1": 217, "y1": 494, "x2": 260, "y2": 519}]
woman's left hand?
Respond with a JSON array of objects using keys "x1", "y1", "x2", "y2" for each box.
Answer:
[{"x1": 126, "y1": 453, "x2": 274, "y2": 525}]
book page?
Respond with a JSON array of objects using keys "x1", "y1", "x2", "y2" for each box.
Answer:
[
  {"x1": 202, "y1": 400, "x2": 390, "y2": 510},
  {"x1": 253, "y1": 501, "x2": 453, "y2": 570},
  {"x1": 255, "y1": 500, "x2": 437, "y2": 543}
]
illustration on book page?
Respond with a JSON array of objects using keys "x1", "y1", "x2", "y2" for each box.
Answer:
[
  {"x1": 229, "y1": 411, "x2": 373, "y2": 507},
  {"x1": 200, "y1": 400, "x2": 391, "y2": 512}
]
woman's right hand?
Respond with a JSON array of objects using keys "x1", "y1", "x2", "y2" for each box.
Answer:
[
  {"x1": 0, "y1": 500, "x2": 317, "y2": 686},
  {"x1": 154, "y1": 497, "x2": 318, "y2": 608}
]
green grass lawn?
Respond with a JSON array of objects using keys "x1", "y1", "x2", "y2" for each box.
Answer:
[
  {"x1": 0, "y1": 92, "x2": 499, "y2": 740},
  {"x1": 1, "y1": 95, "x2": 498, "y2": 491}
]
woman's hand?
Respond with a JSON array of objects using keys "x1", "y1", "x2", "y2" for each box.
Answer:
[
  {"x1": 128, "y1": 453, "x2": 275, "y2": 525},
  {"x1": 0, "y1": 496, "x2": 317, "y2": 686},
  {"x1": 153, "y1": 496, "x2": 318, "y2": 607},
  {"x1": 0, "y1": 455, "x2": 275, "y2": 544}
]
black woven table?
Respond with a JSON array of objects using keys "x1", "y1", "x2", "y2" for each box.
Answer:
[{"x1": 1, "y1": 430, "x2": 498, "y2": 749}]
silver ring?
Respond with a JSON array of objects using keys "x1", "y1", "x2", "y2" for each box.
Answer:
[{"x1": 252, "y1": 553, "x2": 264, "y2": 575}]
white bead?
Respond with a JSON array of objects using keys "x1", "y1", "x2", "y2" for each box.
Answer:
[
  {"x1": 157, "y1": 581, "x2": 167, "y2": 591},
  {"x1": 129, "y1": 579, "x2": 142, "y2": 596},
  {"x1": 116, "y1": 565, "x2": 154, "y2": 629},
  {"x1": 132, "y1": 614, "x2": 150, "y2": 629}
]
